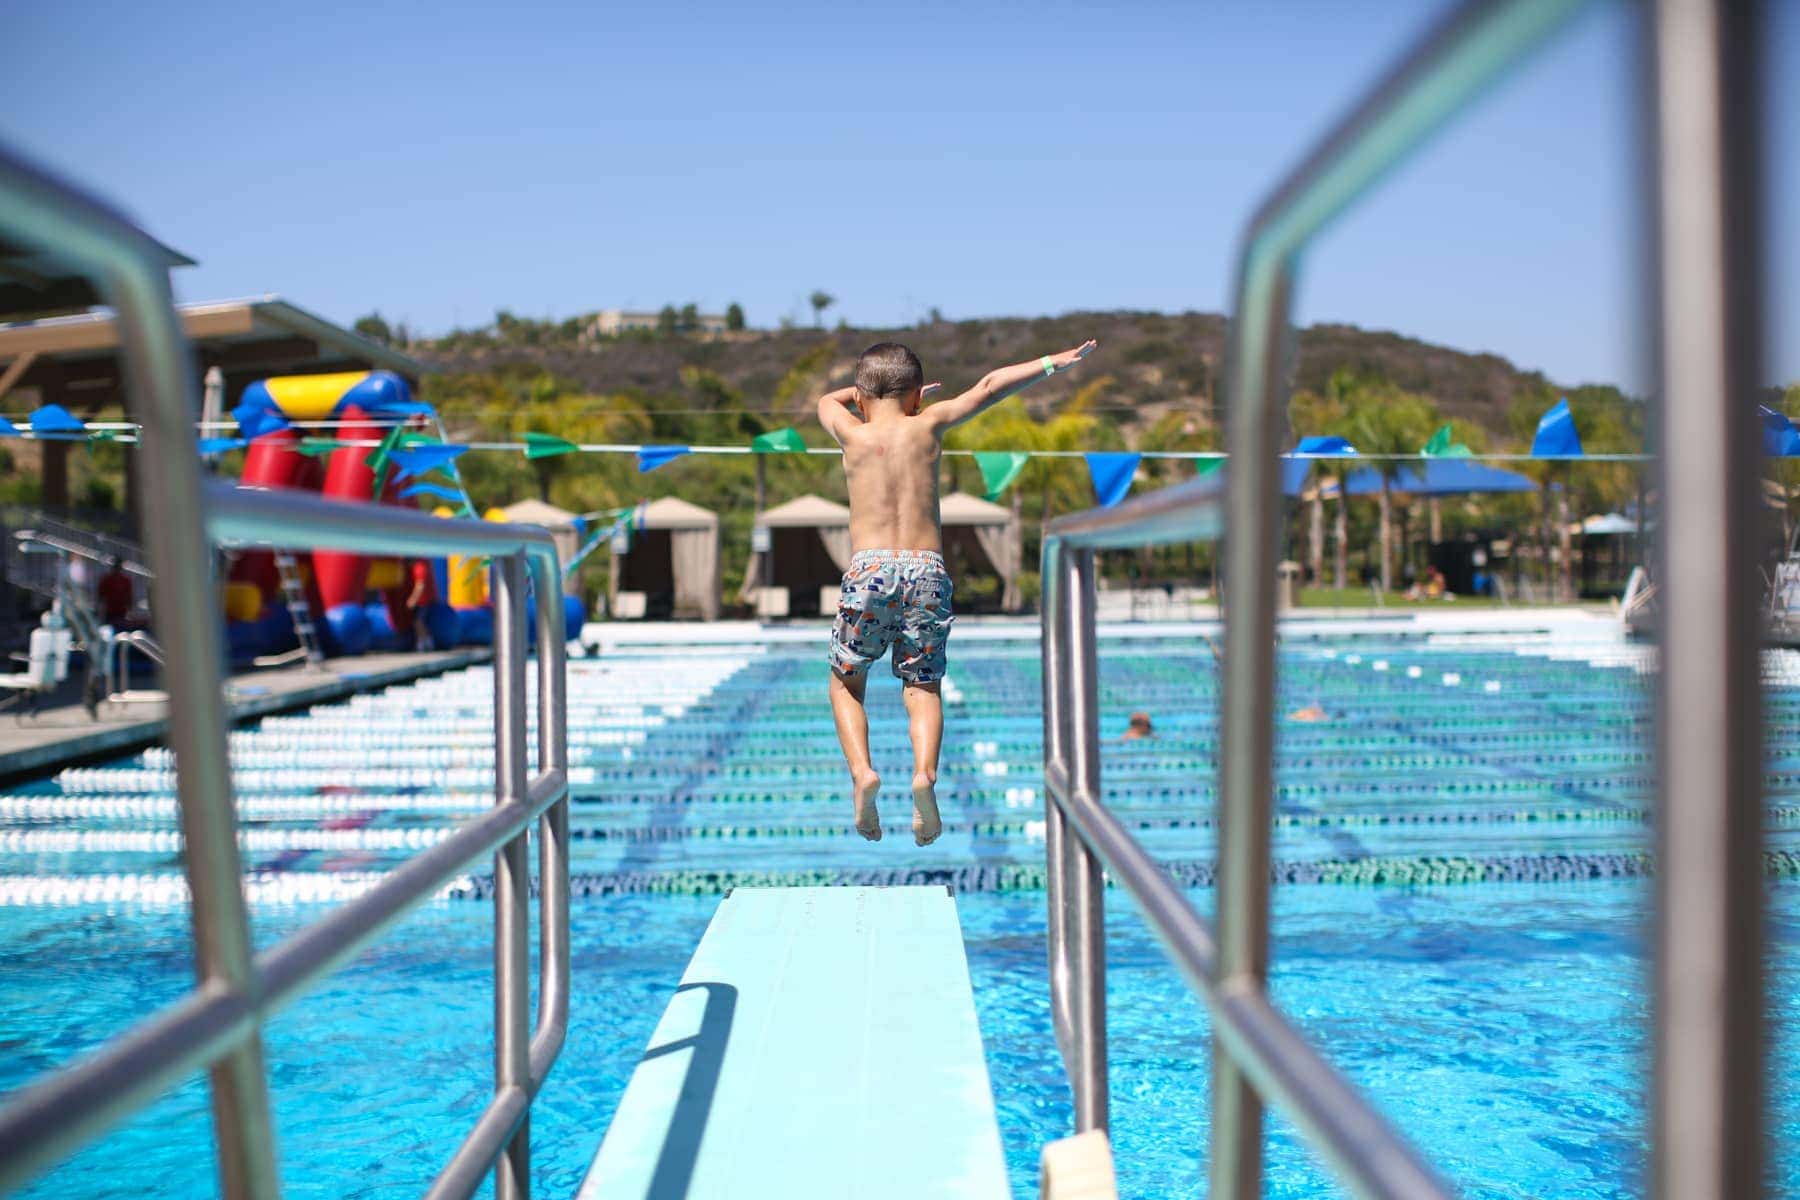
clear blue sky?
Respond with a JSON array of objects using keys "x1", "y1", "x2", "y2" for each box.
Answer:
[{"x1": 5, "y1": 0, "x2": 1795, "y2": 391}]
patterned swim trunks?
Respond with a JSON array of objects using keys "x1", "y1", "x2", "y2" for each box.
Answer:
[{"x1": 829, "y1": 549, "x2": 956, "y2": 684}]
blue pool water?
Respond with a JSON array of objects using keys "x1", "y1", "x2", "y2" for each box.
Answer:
[{"x1": 3, "y1": 623, "x2": 1798, "y2": 1196}]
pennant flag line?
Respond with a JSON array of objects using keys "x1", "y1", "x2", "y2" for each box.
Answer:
[
  {"x1": 1085, "y1": 451, "x2": 1140, "y2": 508},
  {"x1": 522, "y1": 432, "x2": 578, "y2": 459},
  {"x1": 637, "y1": 445, "x2": 691, "y2": 473},
  {"x1": 1422, "y1": 424, "x2": 1473, "y2": 459},
  {"x1": 295, "y1": 438, "x2": 352, "y2": 457},
  {"x1": 750, "y1": 427, "x2": 806, "y2": 454},
  {"x1": 1530, "y1": 398, "x2": 1583, "y2": 457},
  {"x1": 973, "y1": 451, "x2": 1030, "y2": 502},
  {"x1": 1295, "y1": 435, "x2": 1357, "y2": 456},
  {"x1": 197, "y1": 437, "x2": 246, "y2": 455}
]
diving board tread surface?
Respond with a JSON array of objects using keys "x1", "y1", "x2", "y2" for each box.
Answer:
[{"x1": 579, "y1": 885, "x2": 1008, "y2": 1199}]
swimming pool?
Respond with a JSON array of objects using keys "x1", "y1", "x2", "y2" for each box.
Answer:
[{"x1": 2, "y1": 621, "x2": 1797, "y2": 1196}]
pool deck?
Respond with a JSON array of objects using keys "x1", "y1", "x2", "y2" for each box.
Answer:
[{"x1": 0, "y1": 647, "x2": 492, "y2": 782}]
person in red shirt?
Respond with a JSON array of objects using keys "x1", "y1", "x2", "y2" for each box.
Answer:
[
  {"x1": 96, "y1": 558, "x2": 134, "y2": 627},
  {"x1": 406, "y1": 559, "x2": 436, "y2": 651}
]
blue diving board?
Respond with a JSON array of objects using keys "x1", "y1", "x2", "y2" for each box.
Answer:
[{"x1": 578, "y1": 885, "x2": 1010, "y2": 1199}]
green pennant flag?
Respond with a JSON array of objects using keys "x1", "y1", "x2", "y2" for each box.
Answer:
[
  {"x1": 521, "y1": 432, "x2": 578, "y2": 459},
  {"x1": 1195, "y1": 457, "x2": 1225, "y2": 476},
  {"x1": 972, "y1": 451, "x2": 1029, "y2": 501},
  {"x1": 1422, "y1": 424, "x2": 1473, "y2": 459},
  {"x1": 750, "y1": 427, "x2": 806, "y2": 454},
  {"x1": 364, "y1": 424, "x2": 405, "y2": 475},
  {"x1": 85, "y1": 430, "x2": 120, "y2": 443},
  {"x1": 296, "y1": 438, "x2": 353, "y2": 457}
]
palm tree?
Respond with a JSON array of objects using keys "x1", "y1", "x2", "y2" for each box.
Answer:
[
  {"x1": 808, "y1": 290, "x2": 835, "y2": 328},
  {"x1": 1336, "y1": 372, "x2": 1440, "y2": 591}
]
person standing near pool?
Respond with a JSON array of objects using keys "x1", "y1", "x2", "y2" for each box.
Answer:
[{"x1": 817, "y1": 338, "x2": 1099, "y2": 845}]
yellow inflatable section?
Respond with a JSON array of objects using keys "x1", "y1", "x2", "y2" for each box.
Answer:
[
  {"x1": 261, "y1": 371, "x2": 374, "y2": 420},
  {"x1": 436, "y1": 505, "x2": 490, "y2": 607}
]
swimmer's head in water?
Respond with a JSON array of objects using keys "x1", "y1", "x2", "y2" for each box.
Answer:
[
  {"x1": 1127, "y1": 711, "x2": 1153, "y2": 734},
  {"x1": 855, "y1": 342, "x2": 924, "y2": 412}
]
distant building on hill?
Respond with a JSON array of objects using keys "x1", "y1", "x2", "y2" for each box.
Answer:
[{"x1": 590, "y1": 308, "x2": 729, "y2": 336}]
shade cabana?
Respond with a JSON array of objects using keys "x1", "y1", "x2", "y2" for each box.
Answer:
[
  {"x1": 1341, "y1": 459, "x2": 1538, "y2": 496},
  {"x1": 497, "y1": 499, "x2": 583, "y2": 596},
  {"x1": 610, "y1": 496, "x2": 720, "y2": 620},
  {"x1": 743, "y1": 494, "x2": 851, "y2": 617},
  {"x1": 940, "y1": 492, "x2": 1024, "y2": 612}
]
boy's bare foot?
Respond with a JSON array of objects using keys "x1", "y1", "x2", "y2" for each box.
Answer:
[
  {"x1": 853, "y1": 770, "x2": 883, "y2": 841},
  {"x1": 911, "y1": 773, "x2": 942, "y2": 846}
]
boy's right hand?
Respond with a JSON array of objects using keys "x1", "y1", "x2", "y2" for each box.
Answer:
[{"x1": 1047, "y1": 340, "x2": 1099, "y2": 374}]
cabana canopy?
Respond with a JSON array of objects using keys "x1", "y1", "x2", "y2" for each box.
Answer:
[
  {"x1": 1341, "y1": 460, "x2": 1537, "y2": 496},
  {"x1": 940, "y1": 492, "x2": 1023, "y2": 611},
  {"x1": 498, "y1": 499, "x2": 585, "y2": 595},
  {"x1": 611, "y1": 496, "x2": 720, "y2": 620},
  {"x1": 743, "y1": 494, "x2": 851, "y2": 616}
]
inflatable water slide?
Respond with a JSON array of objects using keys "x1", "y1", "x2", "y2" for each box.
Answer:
[{"x1": 221, "y1": 370, "x2": 486, "y2": 661}]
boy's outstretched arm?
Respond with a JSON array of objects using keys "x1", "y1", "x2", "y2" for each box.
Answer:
[{"x1": 924, "y1": 340, "x2": 1098, "y2": 431}]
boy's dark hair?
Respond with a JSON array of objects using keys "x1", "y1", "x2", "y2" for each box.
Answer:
[{"x1": 854, "y1": 342, "x2": 923, "y2": 399}]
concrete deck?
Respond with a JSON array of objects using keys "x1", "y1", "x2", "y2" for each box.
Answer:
[{"x1": 0, "y1": 647, "x2": 491, "y2": 781}]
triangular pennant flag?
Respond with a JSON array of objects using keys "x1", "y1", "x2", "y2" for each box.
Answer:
[
  {"x1": 1295, "y1": 435, "x2": 1356, "y2": 456},
  {"x1": 364, "y1": 424, "x2": 405, "y2": 475},
  {"x1": 198, "y1": 437, "x2": 247, "y2": 455},
  {"x1": 1422, "y1": 424, "x2": 1474, "y2": 459},
  {"x1": 28, "y1": 404, "x2": 86, "y2": 438},
  {"x1": 750, "y1": 427, "x2": 806, "y2": 453},
  {"x1": 1196, "y1": 457, "x2": 1225, "y2": 476},
  {"x1": 637, "y1": 445, "x2": 691, "y2": 473},
  {"x1": 973, "y1": 451, "x2": 1029, "y2": 501},
  {"x1": 295, "y1": 438, "x2": 353, "y2": 457},
  {"x1": 522, "y1": 432, "x2": 578, "y2": 459},
  {"x1": 400, "y1": 482, "x2": 466, "y2": 503},
  {"x1": 232, "y1": 403, "x2": 289, "y2": 442},
  {"x1": 1759, "y1": 406, "x2": 1800, "y2": 456},
  {"x1": 1084, "y1": 451, "x2": 1140, "y2": 508},
  {"x1": 0, "y1": 416, "x2": 20, "y2": 437},
  {"x1": 1531, "y1": 398, "x2": 1583, "y2": 457},
  {"x1": 390, "y1": 444, "x2": 469, "y2": 480}
]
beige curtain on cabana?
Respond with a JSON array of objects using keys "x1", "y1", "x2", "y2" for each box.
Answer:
[
  {"x1": 941, "y1": 492, "x2": 1023, "y2": 612},
  {"x1": 670, "y1": 526, "x2": 719, "y2": 620},
  {"x1": 746, "y1": 494, "x2": 853, "y2": 613}
]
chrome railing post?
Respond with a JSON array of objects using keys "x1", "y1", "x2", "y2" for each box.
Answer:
[
  {"x1": 528, "y1": 555, "x2": 571, "y2": 1088},
  {"x1": 1040, "y1": 535, "x2": 1075, "y2": 1068},
  {"x1": 1061, "y1": 545, "x2": 1109, "y2": 1132},
  {"x1": 491, "y1": 552, "x2": 532, "y2": 1200},
  {"x1": 104, "y1": 225, "x2": 279, "y2": 1200},
  {"x1": 1647, "y1": 1, "x2": 1766, "y2": 1196}
]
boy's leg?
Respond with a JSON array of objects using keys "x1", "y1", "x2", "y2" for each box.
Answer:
[
  {"x1": 902, "y1": 681, "x2": 943, "y2": 845},
  {"x1": 829, "y1": 667, "x2": 883, "y2": 840}
]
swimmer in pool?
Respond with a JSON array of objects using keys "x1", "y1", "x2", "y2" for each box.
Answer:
[{"x1": 818, "y1": 338, "x2": 1098, "y2": 844}]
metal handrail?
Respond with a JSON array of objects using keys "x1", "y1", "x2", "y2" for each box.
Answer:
[
  {"x1": 1033, "y1": 1, "x2": 1773, "y2": 1198},
  {"x1": 0, "y1": 144, "x2": 571, "y2": 1200}
]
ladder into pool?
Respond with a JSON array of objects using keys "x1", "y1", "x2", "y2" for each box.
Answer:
[{"x1": 0, "y1": 0, "x2": 1772, "y2": 1197}]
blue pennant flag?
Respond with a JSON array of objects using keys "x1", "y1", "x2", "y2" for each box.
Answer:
[
  {"x1": 390, "y1": 444, "x2": 469, "y2": 480},
  {"x1": 1295, "y1": 435, "x2": 1357, "y2": 456},
  {"x1": 400, "y1": 482, "x2": 466, "y2": 504},
  {"x1": 232, "y1": 402, "x2": 290, "y2": 442},
  {"x1": 197, "y1": 437, "x2": 247, "y2": 455},
  {"x1": 1531, "y1": 398, "x2": 1584, "y2": 457},
  {"x1": 637, "y1": 445, "x2": 690, "y2": 473},
  {"x1": 1084, "y1": 452, "x2": 1140, "y2": 508},
  {"x1": 0, "y1": 416, "x2": 20, "y2": 437},
  {"x1": 1760, "y1": 406, "x2": 1800, "y2": 457},
  {"x1": 28, "y1": 404, "x2": 85, "y2": 438}
]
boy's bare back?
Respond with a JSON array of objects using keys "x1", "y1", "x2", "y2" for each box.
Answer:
[{"x1": 838, "y1": 412, "x2": 945, "y2": 554}]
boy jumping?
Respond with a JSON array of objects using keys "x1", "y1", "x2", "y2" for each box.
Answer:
[{"x1": 817, "y1": 338, "x2": 1098, "y2": 845}]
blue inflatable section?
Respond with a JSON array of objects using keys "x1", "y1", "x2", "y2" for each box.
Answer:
[{"x1": 322, "y1": 603, "x2": 371, "y2": 657}]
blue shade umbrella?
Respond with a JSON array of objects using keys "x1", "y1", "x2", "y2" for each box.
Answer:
[
  {"x1": 637, "y1": 445, "x2": 690, "y2": 473},
  {"x1": 1341, "y1": 460, "x2": 1538, "y2": 496},
  {"x1": 1084, "y1": 452, "x2": 1140, "y2": 508},
  {"x1": 1531, "y1": 397, "x2": 1584, "y2": 457},
  {"x1": 1294, "y1": 435, "x2": 1357, "y2": 456},
  {"x1": 28, "y1": 404, "x2": 85, "y2": 437},
  {"x1": 1760, "y1": 406, "x2": 1800, "y2": 456},
  {"x1": 1281, "y1": 457, "x2": 1317, "y2": 497}
]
